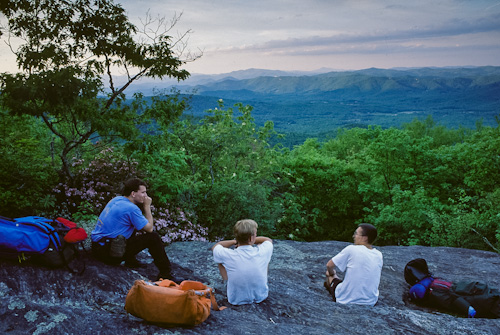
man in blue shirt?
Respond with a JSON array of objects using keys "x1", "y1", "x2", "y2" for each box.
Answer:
[{"x1": 91, "y1": 178, "x2": 172, "y2": 280}]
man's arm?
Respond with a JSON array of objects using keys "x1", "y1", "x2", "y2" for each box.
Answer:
[
  {"x1": 211, "y1": 239, "x2": 237, "y2": 250},
  {"x1": 141, "y1": 196, "x2": 154, "y2": 233},
  {"x1": 254, "y1": 236, "x2": 272, "y2": 245},
  {"x1": 326, "y1": 259, "x2": 336, "y2": 276}
]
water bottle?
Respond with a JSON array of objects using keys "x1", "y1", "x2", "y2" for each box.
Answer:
[{"x1": 468, "y1": 306, "x2": 476, "y2": 318}]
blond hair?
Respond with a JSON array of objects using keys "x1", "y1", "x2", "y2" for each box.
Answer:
[{"x1": 234, "y1": 219, "x2": 258, "y2": 244}]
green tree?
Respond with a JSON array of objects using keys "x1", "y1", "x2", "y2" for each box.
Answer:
[
  {"x1": 456, "y1": 127, "x2": 500, "y2": 196},
  {"x1": 278, "y1": 136, "x2": 372, "y2": 241},
  {"x1": 0, "y1": 0, "x2": 197, "y2": 181},
  {"x1": 427, "y1": 190, "x2": 500, "y2": 251},
  {"x1": 165, "y1": 101, "x2": 282, "y2": 238},
  {"x1": 363, "y1": 127, "x2": 412, "y2": 202},
  {"x1": 0, "y1": 110, "x2": 57, "y2": 216},
  {"x1": 364, "y1": 186, "x2": 446, "y2": 246},
  {"x1": 125, "y1": 92, "x2": 193, "y2": 204}
]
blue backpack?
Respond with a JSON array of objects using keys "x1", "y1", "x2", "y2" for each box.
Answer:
[
  {"x1": 0, "y1": 216, "x2": 62, "y2": 254},
  {"x1": 0, "y1": 216, "x2": 85, "y2": 273}
]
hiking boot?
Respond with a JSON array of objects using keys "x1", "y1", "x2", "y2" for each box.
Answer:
[
  {"x1": 156, "y1": 273, "x2": 176, "y2": 283},
  {"x1": 124, "y1": 257, "x2": 147, "y2": 268},
  {"x1": 109, "y1": 235, "x2": 126, "y2": 258}
]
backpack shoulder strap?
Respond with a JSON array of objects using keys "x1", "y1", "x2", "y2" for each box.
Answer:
[{"x1": 208, "y1": 288, "x2": 226, "y2": 311}]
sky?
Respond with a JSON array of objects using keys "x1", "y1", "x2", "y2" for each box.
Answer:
[{"x1": 1, "y1": 0, "x2": 500, "y2": 75}]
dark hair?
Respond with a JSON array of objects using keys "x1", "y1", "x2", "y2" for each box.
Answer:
[
  {"x1": 122, "y1": 178, "x2": 147, "y2": 196},
  {"x1": 358, "y1": 223, "x2": 378, "y2": 244}
]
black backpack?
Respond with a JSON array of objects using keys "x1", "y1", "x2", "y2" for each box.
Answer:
[{"x1": 404, "y1": 258, "x2": 432, "y2": 285}]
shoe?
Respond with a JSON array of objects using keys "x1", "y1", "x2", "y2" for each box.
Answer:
[
  {"x1": 124, "y1": 258, "x2": 147, "y2": 268},
  {"x1": 155, "y1": 273, "x2": 176, "y2": 282},
  {"x1": 109, "y1": 235, "x2": 126, "y2": 258}
]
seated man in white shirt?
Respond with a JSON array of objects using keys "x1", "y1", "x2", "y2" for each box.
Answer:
[
  {"x1": 212, "y1": 219, "x2": 273, "y2": 305},
  {"x1": 325, "y1": 223, "x2": 383, "y2": 306}
]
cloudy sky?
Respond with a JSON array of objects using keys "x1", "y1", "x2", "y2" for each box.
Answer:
[{"x1": 2, "y1": 0, "x2": 500, "y2": 74}]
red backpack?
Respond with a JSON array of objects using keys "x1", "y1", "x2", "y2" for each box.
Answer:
[
  {"x1": 430, "y1": 278, "x2": 453, "y2": 291},
  {"x1": 56, "y1": 217, "x2": 88, "y2": 243}
]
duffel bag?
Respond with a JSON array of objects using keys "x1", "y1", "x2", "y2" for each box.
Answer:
[{"x1": 125, "y1": 279, "x2": 225, "y2": 326}]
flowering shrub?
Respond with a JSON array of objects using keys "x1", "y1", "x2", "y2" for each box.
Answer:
[
  {"x1": 53, "y1": 145, "x2": 209, "y2": 243},
  {"x1": 152, "y1": 205, "x2": 208, "y2": 244},
  {"x1": 53, "y1": 146, "x2": 140, "y2": 216}
]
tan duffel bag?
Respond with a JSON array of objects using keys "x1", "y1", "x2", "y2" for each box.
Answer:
[{"x1": 125, "y1": 279, "x2": 225, "y2": 326}]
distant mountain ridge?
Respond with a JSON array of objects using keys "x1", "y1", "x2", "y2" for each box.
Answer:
[
  {"x1": 188, "y1": 66, "x2": 500, "y2": 96},
  {"x1": 122, "y1": 67, "x2": 500, "y2": 145},
  {"x1": 123, "y1": 66, "x2": 500, "y2": 96},
  {"x1": 121, "y1": 67, "x2": 338, "y2": 92}
]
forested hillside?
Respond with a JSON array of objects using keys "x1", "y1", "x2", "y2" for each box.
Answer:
[
  {"x1": 2, "y1": 101, "x2": 500, "y2": 252},
  {"x1": 166, "y1": 66, "x2": 500, "y2": 142}
]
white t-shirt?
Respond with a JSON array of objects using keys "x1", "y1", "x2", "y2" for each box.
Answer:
[
  {"x1": 213, "y1": 241, "x2": 273, "y2": 305},
  {"x1": 331, "y1": 244, "x2": 383, "y2": 306}
]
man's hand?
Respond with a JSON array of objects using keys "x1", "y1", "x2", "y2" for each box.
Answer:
[
  {"x1": 326, "y1": 259, "x2": 337, "y2": 277},
  {"x1": 141, "y1": 196, "x2": 154, "y2": 233},
  {"x1": 254, "y1": 236, "x2": 272, "y2": 245},
  {"x1": 211, "y1": 239, "x2": 237, "y2": 250}
]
